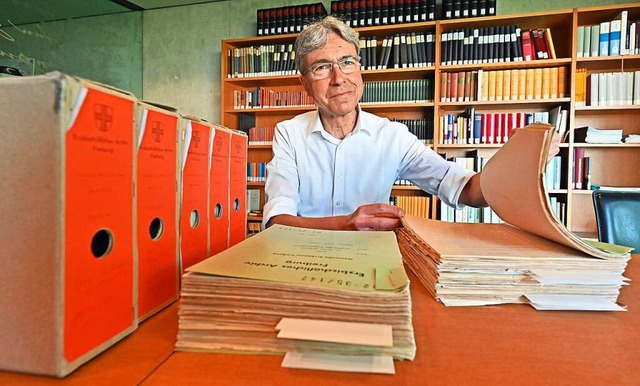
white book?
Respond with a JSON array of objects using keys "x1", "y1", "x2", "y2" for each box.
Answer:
[
  {"x1": 610, "y1": 72, "x2": 620, "y2": 105},
  {"x1": 615, "y1": 72, "x2": 624, "y2": 105},
  {"x1": 584, "y1": 25, "x2": 592, "y2": 57},
  {"x1": 590, "y1": 73, "x2": 599, "y2": 106},
  {"x1": 634, "y1": 71, "x2": 640, "y2": 105},
  {"x1": 615, "y1": 11, "x2": 629, "y2": 55},
  {"x1": 598, "y1": 72, "x2": 608, "y2": 106},
  {"x1": 557, "y1": 109, "x2": 568, "y2": 138},
  {"x1": 577, "y1": 26, "x2": 585, "y2": 57},
  {"x1": 591, "y1": 24, "x2": 600, "y2": 57}
]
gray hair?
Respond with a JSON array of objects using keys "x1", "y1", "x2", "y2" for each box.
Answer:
[{"x1": 294, "y1": 16, "x2": 360, "y2": 73}]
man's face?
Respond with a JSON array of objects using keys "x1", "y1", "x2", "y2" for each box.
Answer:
[{"x1": 299, "y1": 32, "x2": 363, "y2": 120}]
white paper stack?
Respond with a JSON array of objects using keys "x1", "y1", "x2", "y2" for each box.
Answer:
[{"x1": 585, "y1": 127, "x2": 623, "y2": 143}]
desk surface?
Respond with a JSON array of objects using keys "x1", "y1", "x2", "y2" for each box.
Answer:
[{"x1": 2, "y1": 257, "x2": 638, "y2": 386}]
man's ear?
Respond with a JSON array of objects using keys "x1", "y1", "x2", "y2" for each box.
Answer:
[{"x1": 299, "y1": 74, "x2": 312, "y2": 97}]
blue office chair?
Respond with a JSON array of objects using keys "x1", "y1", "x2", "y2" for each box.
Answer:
[{"x1": 592, "y1": 190, "x2": 640, "y2": 252}]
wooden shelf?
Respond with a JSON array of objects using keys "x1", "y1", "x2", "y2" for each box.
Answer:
[
  {"x1": 440, "y1": 58, "x2": 571, "y2": 72},
  {"x1": 439, "y1": 98, "x2": 571, "y2": 107},
  {"x1": 220, "y1": 2, "x2": 640, "y2": 232}
]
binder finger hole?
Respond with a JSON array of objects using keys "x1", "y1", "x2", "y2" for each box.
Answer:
[
  {"x1": 149, "y1": 217, "x2": 164, "y2": 240},
  {"x1": 91, "y1": 229, "x2": 113, "y2": 258},
  {"x1": 190, "y1": 210, "x2": 200, "y2": 228},
  {"x1": 214, "y1": 203, "x2": 223, "y2": 219},
  {"x1": 233, "y1": 198, "x2": 240, "y2": 212}
]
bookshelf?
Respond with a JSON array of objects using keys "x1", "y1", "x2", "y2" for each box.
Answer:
[
  {"x1": 570, "y1": 4, "x2": 640, "y2": 234},
  {"x1": 220, "y1": 3, "x2": 640, "y2": 235}
]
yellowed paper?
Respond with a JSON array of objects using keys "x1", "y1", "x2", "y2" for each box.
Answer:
[
  {"x1": 479, "y1": 124, "x2": 632, "y2": 259},
  {"x1": 187, "y1": 225, "x2": 408, "y2": 292}
]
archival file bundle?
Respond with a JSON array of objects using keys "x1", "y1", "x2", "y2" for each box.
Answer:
[
  {"x1": 398, "y1": 123, "x2": 633, "y2": 310},
  {"x1": 177, "y1": 225, "x2": 416, "y2": 362}
]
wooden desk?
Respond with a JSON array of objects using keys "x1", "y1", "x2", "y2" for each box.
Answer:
[{"x1": 1, "y1": 257, "x2": 638, "y2": 385}]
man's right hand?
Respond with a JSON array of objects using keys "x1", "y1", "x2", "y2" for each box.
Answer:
[{"x1": 345, "y1": 204, "x2": 405, "y2": 231}]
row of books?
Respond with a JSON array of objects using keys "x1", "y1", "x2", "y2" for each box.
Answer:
[
  {"x1": 575, "y1": 70, "x2": 640, "y2": 107},
  {"x1": 360, "y1": 79, "x2": 434, "y2": 104},
  {"x1": 437, "y1": 153, "x2": 498, "y2": 223},
  {"x1": 359, "y1": 32, "x2": 435, "y2": 71},
  {"x1": 255, "y1": 0, "x2": 498, "y2": 37},
  {"x1": 441, "y1": 26, "x2": 555, "y2": 65},
  {"x1": 438, "y1": 107, "x2": 568, "y2": 145},
  {"x1": 548, "y1": 196, "x2": 567, "y2": 225},
  {"x1": 256, "y1": 3, "x2": 327, "y2": 36},
  {"x1": 573, "y1": 148, "x2": 592, "y2": 190},
  {"x1": 442, "y1": 0, "x2": 496, "y2": 20},
  {"x1": 247, "y1": 162, "x2": 267, "y2": 182},
  {"x1": 246, "y1": 221, "x2": 262, "y2": 235},
  {"x1": 393, "y1": 179, "x2": 417, "y2": 186},
  {"x1": 233, "y1": 88, "x2": 314, "y2": 109},
  {"x1": 389, "y1": 195, "x2": 431, "y2": 218},
  {"x1": 440, "y1": 67, "x2": 567, "y2": 103},
  {"x1": 440, "y1": 154, "x2": 503, "y2": 224},
  {"x1": 331, "y1": 0, "x2": 436, "y2": 27},
  {"x1": 391, "y1": 118, "x2": 434, "y2": 144},
  {"x1": 576, "y1": 10, "x2": 639, "y2": 57},
  {"x1": 247, "y1": 126, "x2": 275, "y2": 145},
  {"x1": 227, "y1": 44, "x2": 296, "y2": 78}
]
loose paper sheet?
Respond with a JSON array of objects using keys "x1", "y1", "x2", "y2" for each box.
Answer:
[
  {"x1": 282, "y1": 352, "x2": 395, "y2": 374},
  {"x1": 525, "y1": 294, "x2": 627, "y2": 311},
  {"x1": 276, "y1": 318, "x2": 393, "y2": 347}
]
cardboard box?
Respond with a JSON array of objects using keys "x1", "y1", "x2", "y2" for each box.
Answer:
[
  {"x1": 209, "y1": 125, "x2": 232, "y2": 256},
  {"x1": 179, "y1": 116, "x2": 212, "y2": 271},
  {"x1": 229, "y1": 129, "x2": 248, "y2": 247},
  {"x1": 0, "y1": 72, "x2": 137, "y2": 377},
  {"x1": 135, "y1": 101, "x2": 180, "y2": 321}
]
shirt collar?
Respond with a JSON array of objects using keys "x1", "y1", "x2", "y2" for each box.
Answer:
[{"x1": 307, "y1": 105, "x2": 373, "y2": 139}]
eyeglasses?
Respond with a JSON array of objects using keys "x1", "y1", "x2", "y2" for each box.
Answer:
[{"x1": 302, "y1": 56, "x2": 361, "y2": 80}]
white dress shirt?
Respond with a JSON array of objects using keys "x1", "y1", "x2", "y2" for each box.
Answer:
[{"x1": 263, "y1": 107, "x2": 475, "y2": 227}]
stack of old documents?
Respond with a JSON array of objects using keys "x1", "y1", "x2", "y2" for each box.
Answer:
[
  {"x1": 177, "y1": 225, "x2": 416, "y2": 362},
  {"x1": 398, "y1": 124, "x2": 632, "y2": 309}
]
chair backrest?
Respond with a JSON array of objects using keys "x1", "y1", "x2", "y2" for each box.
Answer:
[{"x1": 592, "y1": 190, "x2": 640, "y2": 252}]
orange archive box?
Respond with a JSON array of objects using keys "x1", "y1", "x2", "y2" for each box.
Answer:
[
  {"x1": 135, "y1": 101, "x2": 180, "y2": 321},
  {"x1": 0, "y1": 72, "x2": 137, "y2": 377},
  {"x1": 209, "y1": 125, "x2": 232, "y2": 256},
  {"x1": 229, "y1": 129, "x2": 248, "y2": 247},
  {"x1": 179, "y1": 116, "x2": 213, "y2": 271}
]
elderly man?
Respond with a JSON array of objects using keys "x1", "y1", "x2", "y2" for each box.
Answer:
[{"x1": 263, "y1": 16, "x2": 559, "y2": 231}]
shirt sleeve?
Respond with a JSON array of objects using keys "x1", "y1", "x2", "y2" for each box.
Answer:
[
  {"x1": 262, "y1": 123, "x2": 301, "y2": 228},
  {"x1": 396, "y1": 127, "x2": 475, "y2": 209}
]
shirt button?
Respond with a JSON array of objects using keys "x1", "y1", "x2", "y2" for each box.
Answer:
[{"x1": 336, "y1": 201, "x2": 341, "y2": 206}]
